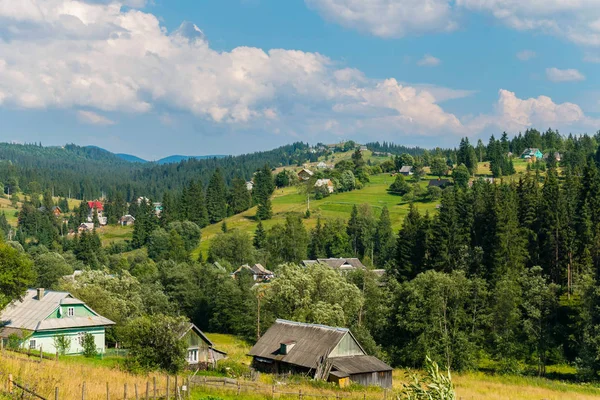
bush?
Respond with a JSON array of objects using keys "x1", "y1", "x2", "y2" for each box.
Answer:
[
  {"x1": 82, "y1": 333, "x2": 97, "y2": 358},
  {"x1": 400, "y1": 356, "x2": 456, "y2": 399},
  {"x1": 53, "y1": 334, "x2": 72, "y2": 355}
]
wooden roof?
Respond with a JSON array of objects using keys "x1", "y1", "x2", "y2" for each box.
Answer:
[{"x1": 330, "y1": 355, "x2": 392, "y2": 374}]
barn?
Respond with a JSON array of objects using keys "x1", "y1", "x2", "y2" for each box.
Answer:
[{"x1": 249, "y1": 319, "x2": 392, "y2": 388}]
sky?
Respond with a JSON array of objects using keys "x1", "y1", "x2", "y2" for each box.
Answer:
[{"x1": 0, "y1": 1, "x2": 599, "y2": 160}]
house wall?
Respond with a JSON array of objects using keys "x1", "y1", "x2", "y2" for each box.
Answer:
[
  {"x1": 25, "y1": 327, "x2": 106, "y2": 355},
  {"x1": 182, "y1": 330, "x2": 211, "y2": 363},
  {"x1": 349, "y1": 371, "x2": 392, "y2": 388},
  {"x1": 329, "y1": 333, "x2": 365, "y2": 357},
  {"x1": 46, "y1": 304, "x2": 96, "y2": 319}
]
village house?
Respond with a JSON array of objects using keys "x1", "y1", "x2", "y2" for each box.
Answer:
[
  {"x1": 177, "y1": 323, "x2": 226, "y2": 368},
  {"x1": 316, "y1": 161, "x2": 329, "y2": 169},
  {"x1": 521, "y1": 148, "x2": 543, "y2": 160},
  {"x1": 359, "y1": 145, "x2": 368, "y2": 152},
  {"x1": 87, "y1": 200, "x2": 107, "y2": 226},
  {"x1": 542, "y1": 152, "x2": 562, "y2": 162},
  {"x1": 246, "y1": 181, "x2": 254, "y2": 191},
  {"x1": 78, "y1": 222, "x2": 94, "y2": 232},
  {"x1": 297, "y1": 168, "x2": 314, "y2": 181},
  {"x1": 119, "y1": 214, "x2": 135, "y2": 226},
  {"x1": 302, "y1": 258, "x2": 365, "y2": 272},
  {"x1": 0, "y1": 289, "x2": 114, "y2": 355},
  {"x1": 231, "y1": 264, "x2": 274, "y2": 282},
  {"x1": 249, "y1": 319, "x2": 392, "y2": 388},
  {"x1": 314, "y1": 179, "x2": 334, "y2": 194},
  {"x1": 398, "y1": 166, "x2": 413, "y2": 176}
]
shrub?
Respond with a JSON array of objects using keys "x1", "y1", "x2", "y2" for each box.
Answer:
[
  {"x1": 82, "y1": 333, "x2": 97, "y2": 358},
  {"x1": 400, "y1": 356, "x2": 456, "y2": 400},
  {"x1": 53, "y1": 334, "x2": 72, "y2": 355}
]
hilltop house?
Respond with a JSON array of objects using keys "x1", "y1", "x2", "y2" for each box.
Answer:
[
  {"x1": 0, "y1": 289, "x2": 114, "y2": 354},
  {"x1": 399, "y1": 166, "x2": 413, "y2": 176},
  {"x1": 314, "y1": 179, "x2": 334, "y2": 194},
  {"x1": 249, "y1": 319, "x2": 392, "y2": 388},
  {"x1": 521, "y1": 148, "x2": 543, "y2": 160},
  {"x1": 178, "y1": 323, "x2": 226, "y2": 368},
  {"x1": 302, "y1": 258, "x2": 365, "y2": 272},
  {"x1": 87, "y1": 201, "x2": 107, "y2": 226},
  {"x1": 298, "y1": 168, "x2": 314, "y2": 181},
  {"x1": 232, "y1": 264, "x2": 274, "y2": 282}
]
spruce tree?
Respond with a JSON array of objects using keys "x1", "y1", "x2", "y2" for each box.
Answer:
[
  {"x1": 347, "y1": 205, "x2": 360, "y2": 256},
  {"x1": 206, "y1": 169, "x2": 227, "y2": 224},
  {"x1": 374, "y1": 206, "x2": 394, "y2": 266},
  {"x1": 228, "y1": 177, "x2": 252, "y2": 215},
  {"x1": 253, "y1": 219, "x2": 267, "y2": 249},
  {"x1": 308, "y1": 217, "x2": 327, "y2": 259},
  {"x1": 253, "y1": 165, "x2": 274, "y2": 220}
]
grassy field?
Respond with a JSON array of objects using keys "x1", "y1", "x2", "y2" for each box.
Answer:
[{"x1": 96, "y1": 224, "x2": 134, "y2": 246}]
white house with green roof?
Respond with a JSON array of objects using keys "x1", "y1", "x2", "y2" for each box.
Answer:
[{"x1": 0, "y1": 288, "x2": 114, "y2": 355}]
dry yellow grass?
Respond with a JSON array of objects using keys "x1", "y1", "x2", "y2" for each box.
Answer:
[{"x1": 0, "y1": 352, "x2": 173, "y2": 400}]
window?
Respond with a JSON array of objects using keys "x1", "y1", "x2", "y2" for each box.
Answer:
[
  {"x1": 187, "y1": 349, "x2": 198, "y2": 363},
  {"x1": 67, "y1": 307, "x2": 74, "y2": 317},
  {"x1": 29, "y1": 340, "x2": 36, "y2": 349},
  {"x1": 78, "y1": 332, "x2": 85, "y2": 346}
]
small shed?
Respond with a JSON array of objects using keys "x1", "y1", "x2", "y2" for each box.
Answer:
[
  {"x1": 298, "y1": 168, "x2": 314, "y2": 181},
  {"x1": 177, "y1": 323, "x2": 227, "y2": 369},
  {"x1": 119, "y1": 215, "x2": 136, "y2": 226},
  {"x1": 399, "y1": 166, "x2": 413, "y2": 176},
  {"x1": 249, "y1": 319, "x2": 392, "y2": 388}
]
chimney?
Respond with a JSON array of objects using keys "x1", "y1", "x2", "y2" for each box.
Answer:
[{"x1": 37, "y1": 288, "x2": 44, "y2": 300}]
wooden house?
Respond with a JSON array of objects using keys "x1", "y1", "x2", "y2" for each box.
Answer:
[
  {"x1": 232, "y1": 264, "x2": 274, "y2": 282},
  {"x1": 314, "y1": 179, "x2": 334, "y2": 193},
  {"x1": 86, "y1": 200, "x2": 107, "y2": 226},
  {"x1": 0, "y1": 289, "x2": 114, "y2": 355},
  {"x1": 297, "y1": 168, "x2": 314, "y2": 181},
  {"x1": 302, "y1": 258, "x2": 365, "y2": 273},
  {"x1": 521, "y1": 148, "x2": 543, "y2": 160},
  {"x1": 399, "y1": 166, "x2": 413, "y2": 176},
  {"x1": 249, "y1": 320, "x2": 392, "y2": 388},
  {"x1": 78, "y1": 222, "x2": 94, "y2": 232},
  {"x1": 177, "y1": 323, "x2": 226, "y2": 369},
  {"x1": 119, "y1": 215, "x2": 136, "y2": 226}
]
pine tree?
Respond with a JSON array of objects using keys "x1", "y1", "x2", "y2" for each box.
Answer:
[
  {"x1": 308, "y1": 217, "x2": 327, "y2": 259},
  {"x1": 256, "y1": 198, "x2": 272, "y2": 220},
  {"x1": 347, "y1": 205, "x2": 360, "y2": 256},
  {"x1": 395, "y1": 204, "x2": 426, "y2": 281},
  {"x1": 253, "y1": 219, "x2": 267, "y2": 249},
  {"x1": 228, "y1": 177, "x2": 252, "y2": 215},
  {"x1": 253, "y1": 165, "x2": 274, "y2": 220},
  {"x1": 538, "y1": 168, "x2": 564, "y2": 284},
  {"x1": 374, "y1": 206, "x2": 394, "y2": 266},
  {"x1": 160, "y1": 191, "x2": 175, "y2": 228},
  {"x1": 206, "y1": 169, "x2": 227, "y2": 224}
]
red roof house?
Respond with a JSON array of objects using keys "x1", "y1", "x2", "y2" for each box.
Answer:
[{"x1": 87, "y1": 201, "x2": 104, "y2": 211}]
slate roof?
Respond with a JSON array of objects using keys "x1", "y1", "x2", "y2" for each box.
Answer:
[
  {"x1": 399, "y1": 166, "x2": 413, "y2": 174},
  {"x1": 330, "y1": 355, "x2": 392, "y2": 374},
  {"x1": 302, "y1": 258, "x2": 365, "y2": 270},
  {"x1": 0, "y1": 289, "x2": 114, "y2": 332},
  {"x1": 249, "y1": 319, "x2": 353, "y2": 370}
]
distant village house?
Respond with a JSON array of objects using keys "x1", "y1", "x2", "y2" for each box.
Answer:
[
  {"x1": 302, "y1": 258, "x2": 365, "y2": 272},
  {"x1": 177, "y1": 323, "x2": 226, "y2": 368},
  {"x1": 521, "y1": 148, "x2": 543, "y2": 160},
  {"x1": 231, "y1": 264, "x2": 274, "y2": 282},
  {"x1": 246, "y1": 181, "x2": 254, "y2": 191},
  {"x1": 78, "y1": 222, "x2": 94, "y2": 232},
  {"x1": 249, "y1": 319, "x2": 392, "y2": 388},
  {"x1": 297, "y1": 168, "x2": 314, "y2": 181},
  {"x1": 399, "y1": 166, "x2": 413, "y2": 176},
  {"x1": 314, "y1": 179, "x2": 334, "y2": 194},
  {"x1": 119, "y1": 215, "x2": 135, "y2": 226},
  {"x1": 87, "y1": 200, "x2": 107, "y2": 226}
]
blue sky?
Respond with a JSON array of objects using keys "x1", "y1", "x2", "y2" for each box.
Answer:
[{"x1": 0, "y1": 0, "x2": 599, "y2": 159}]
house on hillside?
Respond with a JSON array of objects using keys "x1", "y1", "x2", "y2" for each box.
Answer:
[
  {"x1": 542, "y1": 152, "x2": 562, "y2": 162},
  {"x1": 314, "y1": 179, "x2": 334, "y2": 194},
  {"x1": 86, "y1": 200, "x2": 107, "y2": 226},
  {"x1": 0, "y1": 289, "x2": 114, "y2": 354},
  {"x1": 119, "y1": 215, "x2": 135, "y2": 226},
  {"x1": 298, "y1": 168, "x2": 314, "y2": 181},
  {"x1": 521, "y1": 148, "x2": 543, "y2": 160},
  {"x1": 359, "y1": 145, "x2": 368, "y2": 152},
  {"x1": 249, "y1": 319, "x2": 392, "y2": 388},
  {"x1": 246, "y1": 181, "x2": 254, "y2": 191},
  {"x1": 153, "y1": 202, "x2": 163, "y2": 217},
  {"x1": 428, "y1": 179, "x2": 451, "y2": 188},
  {"x1": 177, "y1": 323, "x2": 226, "y2": 368},
  {"x1": 317, "y1": 162, "x2": 329, "y2": 169},
  {"x1": 232, "y1": 264, "x2": 274, "y2": 282},
  {"x1": 399, "y1": 166, "x2": 413, "y2": 176},
  {"x1": 302, "y1": 258, "x2": 365, "y2": 273},
  {"x1": 78, "y1": 222, "x2": 94, "y2": 232}
]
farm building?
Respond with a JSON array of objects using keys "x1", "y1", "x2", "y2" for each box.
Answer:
[
  {"x1": 119, "y1": 214, "x2": 136, "y2": 226},
  {"x1": 297, "y1": 168, "x2": 314, "y2": 181},
  {"x1": 232, "y1": 263, "x2": 274, "y2": 282},
  {"x1": 249, "y1": 320, "x2": 392, "y2": 388},
  {"x1": 521, "y1": 148, "x2": 543, "y2": 160},
  {"x1": 0, "y1": 289, "x2": 114, "y2": 355},
  {"x1": 399, "y1": 166, "x2": 413, "y2": 176},
  {"x1": 302, "y1": 258, "x2": 366, "y2": 272},
  {"x1": 314, "y1": 179, "x2": 334, "y2": 193},
  {"x1": 316, "y1": 162, "x2": 329, "y2": 169},
  {"x1": 178, "y1": 323, "x2": 226, "y2": 368},
  {"x1": 78, "y1": 222, "x2": 94, "y2": 232}
]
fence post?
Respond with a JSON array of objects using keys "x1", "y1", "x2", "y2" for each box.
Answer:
[
  {"x1": 153, "y1": 377, "x2": 156, "y2": 400},
  {"x1": 146, "y1": 381, "x2": 150, "y2": 400},
  {"x1": 272, "y1": 384, "x2": 275, "y2": 399},
  {"x1": 56, "y1": 351, "x2": 59, "y2": 361},
  {"x1": 55, "y1": 387, "x2": 59, "y2": 400},
  {"x1": 106, "y1": 382, "x2": 110, "y2": 400},
  {"x1": 166, "y1": 376, "x2": 170, "y2": 400},
  {"x1": 186, "y1": 378, "x2": 190, "y2": 400},
  {"x1": 299, "y1": 389, "x2": 302, "y2": 400},
  {"x1": 237, "y1": 382, "x2": 241, "y2": 396},
  {"x1": 82, "y1": 382, "x2": 86, "y2": 400},
  {"x1": 383, "y1": 389, "x2": 387, "y2": 400},
  {"x1": 175, "y1": 376, "x2": 178, "y2": 398},
  {"x1": 8, "y1": 374, "x2": 13, "y2": 394},
  {"x1": 124, "y1": 383, "x2": 128, "y2": 400},
  {"x1": 40, "y1": 345, "x2": 43, "y2": 362},
  {"x1": 135, "y1": 383, "x2": 139, "y2": 400}
]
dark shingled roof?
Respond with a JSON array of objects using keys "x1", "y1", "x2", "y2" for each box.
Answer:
[
  {"x1": 330, "y1": 356, "x2": 392, "y2": 375},
  {"x1": 249, "y1": 319, "x2": 353, "y2": 370}
]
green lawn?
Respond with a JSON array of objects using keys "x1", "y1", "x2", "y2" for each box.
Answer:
[
  {"x1": 97, "y1": 225, "x2": 134, "y2": 245},
  {"x1": 194, "y1": 173, "x2": 440, "y2": 259}
]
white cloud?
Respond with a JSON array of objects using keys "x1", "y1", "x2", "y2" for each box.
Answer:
[
  {"x1": 0, "y1": 0, "x2": 473, "y2": 140},
  {"x1": 304, "y1": 0, "x2": 457, "y2": 38},
  {"x1": 417, "y1": 55, "x2": 441, "y2": 67},
  {"x1": 516, "y1": 50, "x2": 536, "y2": 61},
  {"x1": 467, "y1": 89, "x2": 597, "y2": 133},
  {"x1": 546, "y1": 67, "x2": 586, "y2": 82},
  {"x1": 77, "y1": 110, "x2": 115, "y2": 125}
]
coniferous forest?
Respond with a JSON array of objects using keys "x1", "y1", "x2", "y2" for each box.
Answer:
[{"x1": 6, "y1": 128, "x2": 600, "y2": 380}]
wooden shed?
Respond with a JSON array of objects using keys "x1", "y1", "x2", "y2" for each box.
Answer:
[{"x1": 249, "y1": 319, "x2": 392, "y2": 388}]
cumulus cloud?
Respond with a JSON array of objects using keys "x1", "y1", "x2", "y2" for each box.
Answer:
[
  {"x1": 306, "y1": 0, "x2": 600, "y2": 46},
  {"x1": 304, "y1": 0, "x2": 457, "y2": 38},
  {"x1": 546, "y1": 67, "x2": 586, "y2": 82},
  {"x1": 0, "y1": 0, "x2": 473, "y2": 139},
  {"x1": 467, "y1": 89, "x2": 597, "y2": 133},
  {"x1": 417, "y1": 55, "x2": 441, "y2": 67},
  {"x1": 516, "y1": 50, "x2": 536, "y2": 61},
  {"x1": 77, "y1": 110, "x2": 115, "y2": 125}
]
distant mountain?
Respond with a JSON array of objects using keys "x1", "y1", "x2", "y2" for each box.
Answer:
[
  {"x1": 116, "y1": 153, "x2": 147, "y2": 163},
  {"x1": 155, "y1": 155, "x2": 227, "y2": 164}
]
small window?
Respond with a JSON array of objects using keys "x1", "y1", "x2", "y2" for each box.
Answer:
[
  {"x1": 29, "y1": 339, "x2": 36, "y2": 349},
  {"x1": 67, "y1": 307, "x2": 75, "y2": 317},
  {"x1": 78, "y1": 332, "x2": 86, "y2": 345},
  {"x1": 187, "y1": 349, "x2": 198, "y2": 363}
]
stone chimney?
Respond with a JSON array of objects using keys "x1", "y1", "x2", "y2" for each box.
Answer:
[{"x1": 37, "y1": 288, "x2": 44, "y2": 300}]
